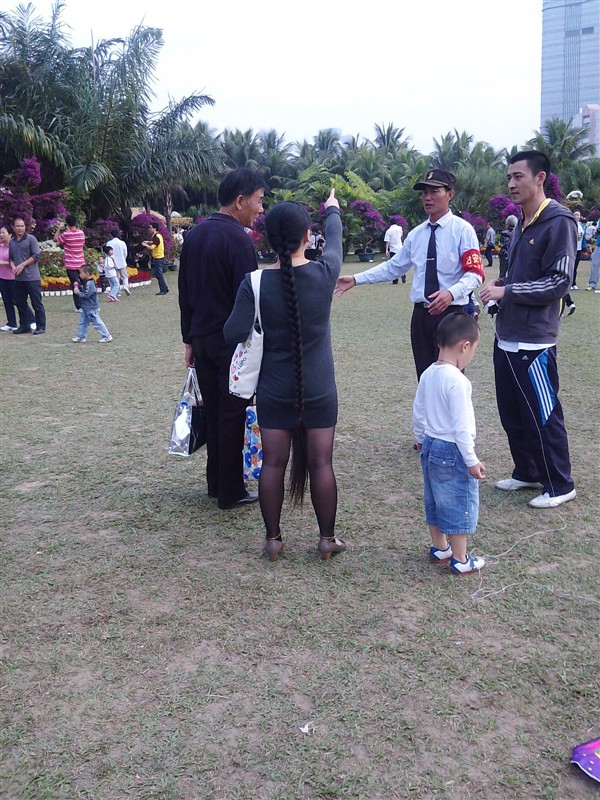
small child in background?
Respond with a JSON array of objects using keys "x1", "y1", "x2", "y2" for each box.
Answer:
[
  {"x1": 413, "y1": 313, "x2": 485, "y2": 575},
  {"x1": 103, "y1": 245, "x2": 120, "y2": 302},
  {"x1": 72, "y1": 264, "x2": 113, "y2": 343},
  {"x1": 96, "y1": 257, "x2": 108, "y2": 293}
]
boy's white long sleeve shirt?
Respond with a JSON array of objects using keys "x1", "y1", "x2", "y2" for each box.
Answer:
[{"x1": 413, "y1": 363, "x2": 479, "y2": 467}]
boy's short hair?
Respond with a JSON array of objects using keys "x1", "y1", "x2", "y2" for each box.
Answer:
[
  {"x1": 65, "y1": 214, "x2": 77, "y2": 227},
  {"x1": 103, "y1": 245, "x2": 112, "y2": 254},
  {"x1": 437, "y1": 312, "x2": 480, "y2": 348},
  {"x1": 79, "y1": 263, "x2": 92, "y2": 276}
]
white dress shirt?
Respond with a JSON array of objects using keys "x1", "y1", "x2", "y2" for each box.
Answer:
[{"x1": 355, "y1": 211, "x2": 482, "y2": 305}]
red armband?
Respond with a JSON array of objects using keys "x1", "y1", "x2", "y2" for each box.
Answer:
[{"x1": 461, "y1": 249, "x2": 485, "y2": 280}]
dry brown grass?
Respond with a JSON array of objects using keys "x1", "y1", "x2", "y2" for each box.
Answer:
[{"x1": 1, "y1": 259, "x2": 599, "y2": 799}]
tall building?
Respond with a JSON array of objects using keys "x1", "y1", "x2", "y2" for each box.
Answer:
[{"x1": 541, "y1": 0, "x2": 600, "y2": 131}]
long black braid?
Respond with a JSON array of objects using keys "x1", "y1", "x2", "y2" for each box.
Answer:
[{"x1": 265, "y1": 202, "x2": 310, "y2": 505}]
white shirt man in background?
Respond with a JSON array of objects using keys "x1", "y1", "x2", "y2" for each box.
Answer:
[
  {"x1": 106, "y1": 229, "x2": 130, "y2": 296},
  {"x1": 384, "y1": 220, "x2": 404, "y2": 284}
]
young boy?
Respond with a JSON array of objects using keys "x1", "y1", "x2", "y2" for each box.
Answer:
[
  {"x1": 413, "y1": 313, "x2": 485, "y2": 575},
  {"x1": 103, "y1": 245, "x2": 120, "y2": 301},
  {"x1": 71, "y1": 264, "x2": 113, "y2": 343}
]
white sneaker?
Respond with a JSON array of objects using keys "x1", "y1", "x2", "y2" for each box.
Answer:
[
  {"x1": 98, "y1": 335, "x2": 113, "y2": 343},
  {"x1": 495, "y1": 478, "x2": 541, "y2": 491},
  {"x1": 429, "y1": 545, "x2": 453, "y2": 563},
  {"x1": 450, "y1": 554, "x2": 485, "y2": 575},
  {"x1": 30, "y1": 322, "x2": 37, "y2": 331},
  {"x1": 1, "y1": 324, "x2": 14, "y2": 331},
  {"x1": 71, "y1": 336, "x2": 86, "y2": 343},
  {"x1": 123, "y1": 286, "x2": 131, "y2": 296},
  {"x1": 529, "y1": 489, "x2": 576, "y2": 508},
  {"x1": 566, "y1": 303, "x2": 576, "y2": 316}
]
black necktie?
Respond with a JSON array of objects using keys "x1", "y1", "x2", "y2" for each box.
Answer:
[{"x1": 424, "y1": 223, "x2": 440, "y2": 301}]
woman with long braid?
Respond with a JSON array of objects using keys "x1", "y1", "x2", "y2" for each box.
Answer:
[{"x1": 224, "y1": 189, "x2": 346, "y2": 561}]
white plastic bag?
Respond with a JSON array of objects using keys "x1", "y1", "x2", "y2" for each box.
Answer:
[
  {"x1": 168, "y1": 368, "x2": 205, "y2": 457},
  {"x1": 229, "y1": 270, "x2": 264, "y2": 399}
]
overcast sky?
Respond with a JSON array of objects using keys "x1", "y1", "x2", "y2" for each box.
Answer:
[{"x1": 31, "y1": 0, "x2": 543, "y2": 154}]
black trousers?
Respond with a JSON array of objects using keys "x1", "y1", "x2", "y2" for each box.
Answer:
[
  {"x1": 192, "y1": 332, "x2": 248, "y2": 506},
  {"x1": 493, "y1": 341, "x2": 574, "y2": 497},
  {"x1": 13, "y1": 280, "x2": 46, "y2": 330},
  {"x1": 498, "y1": 255, "x2": 509, "y2": 280},
  {"x1": 66, "y1": 269, "x2": 82, "y2": 309},
  {"x1": 410, "y1": 304, "x2": 466, "y2": 379},
  {"x1": 0, "y1": 278, "x2": 17, "y2": 328},
  {"x1": 572, "y1": 251, "x2": 582, "y2": 287}
]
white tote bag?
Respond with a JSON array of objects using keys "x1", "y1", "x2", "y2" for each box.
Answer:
[{"x1": 229, "y1": 270, "x2": 264, "y2": 399}]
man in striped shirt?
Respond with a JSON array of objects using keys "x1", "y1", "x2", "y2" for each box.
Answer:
[{"x1": 54, "y1": 215, "x2": 86, "y2": 311}]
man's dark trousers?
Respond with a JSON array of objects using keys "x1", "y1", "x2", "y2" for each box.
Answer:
[
  {"x1": 13, "y1": 280, "x2": 46, "y2": 329},
  {"x1": 410, "y1": 304, "x2": 466, "y2": 379},
  {"x1": 493, "y1": 341, "x2": 574, "y2": 496},
  {"x1": 192, "y1": 332, "x2": 248, "y2": 507}
]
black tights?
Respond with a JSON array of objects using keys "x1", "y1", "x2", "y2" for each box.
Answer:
[{"x1": 259, "y1": 426, "x2": 337, "y2": 539}]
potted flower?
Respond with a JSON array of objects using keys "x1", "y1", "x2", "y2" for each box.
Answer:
[{"x1": 346, "y1": 199, "x2": 386, "y2": 260}]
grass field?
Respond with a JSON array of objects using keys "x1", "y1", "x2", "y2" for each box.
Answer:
[{"x1": 1, "y1": 257, "x2": 599, "y2": 800}]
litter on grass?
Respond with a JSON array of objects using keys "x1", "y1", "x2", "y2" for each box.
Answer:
[{"x1": 571, "y1": 738, "x2": 600, "y2": 784}]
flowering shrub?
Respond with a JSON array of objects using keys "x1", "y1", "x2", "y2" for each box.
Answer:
[
  {"x1": 489, "y1": 194, "x2": 512, "y2": 223},
  {"x1": 503, "y1": 202, "x2": 521, "y2": 219},
  {"x1": 347, "y1": 199, "x2": 386, "y2": 251},
  {"x1": 15, "y1": 157, "x2": 42, "y2": 189},
  {"x1": 251, "y1": 213, "x2": 268, "y2": 252},
  {"x1": 38, "y1": 246, "x2": 101, "y2": 277},
  {"x1": 546, "y1": 173, "x2": 563, "y2": 202},
  {"x1": 130, "y1": 213, "x2": 173, "y2": 259},
  {"x1": 84, "y1": 218, "x2": 122, "y2": 249},
  {"x1": 388, "y1": 214, "x2": 409, "y2": 232},
  {"x1": 461, "y1": 212, "x2": 488, "y2": 238},
  {"x1": 0, "y1": 157, "x2": 67, "y2": 238}
]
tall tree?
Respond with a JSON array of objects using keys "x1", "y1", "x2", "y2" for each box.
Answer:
[
  {"x1": 372, "y1": 123, "x2": 409, "y2": 157},
  {"x1": 527, "y1": 117, "x2": 596, "y2": 173},
  {"x1": 219, "y1": 128, "x2": 261, "y2": 169}
]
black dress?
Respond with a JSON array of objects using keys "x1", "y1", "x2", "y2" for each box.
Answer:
[{"x1": 224, "y1": 208, "x2": 342, "y2": 429}]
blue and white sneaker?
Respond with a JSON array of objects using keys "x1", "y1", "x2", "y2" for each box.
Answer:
[
  {"x1": 450, "y1": 554, "x2": 485, "y2": 575},
  {"x1": 429, "y1": 545, "x2": 452, "y2": 563}
]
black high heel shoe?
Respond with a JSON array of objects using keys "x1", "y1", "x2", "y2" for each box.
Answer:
[
  {"x1": 265, "y1": 536, "x2": 284, "y2": 562},
  {"x1": 318, "y1": 536, "x2": 347, "y2": 560}
]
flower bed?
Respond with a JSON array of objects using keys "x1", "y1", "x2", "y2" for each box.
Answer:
[{"x1": 41, "y1": 268, "x2": 152, "y2": 295}]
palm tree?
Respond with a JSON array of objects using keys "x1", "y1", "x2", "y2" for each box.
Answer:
[
  {"x1": 1, "y1": 4, "x2": 220, "y2": 227},
  {"x1": 372, "y1": 123, "x2": 409, "y2": 156},
  {"x1": 291, "y1": 140, "x2": 318, "y2": 174},
  {"x1": 122, "y1": 95, "x2": 222, "y2": 232},
  {"x1": 219, "y1": 128, "x2": 261, "y2": 169},
  {"x1": 0, "y1": 114, "x2": 66, "y2": 172},
  {"x1": 430, "y1": 130, "x2": 474, "y2": 171},
  {"x1": 527, "y1": 117, "x2": 596, "y2": 172},
  {"x1": 313, "y1": 128, "x2": 343, "y2": 167},
  {"x1": 345, "y1": 148, "x2": 389, "y2": 191},
  {"x1": 452, "y1": 163, "x2": 505, "y2": 216},
  {"x1": 256, "y1": 129, "x2": 295, "y2": 189}
]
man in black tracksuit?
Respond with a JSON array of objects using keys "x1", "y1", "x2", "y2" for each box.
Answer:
[{"x1": 480, "y1": 150, "x2": 576, "y2": 509}]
